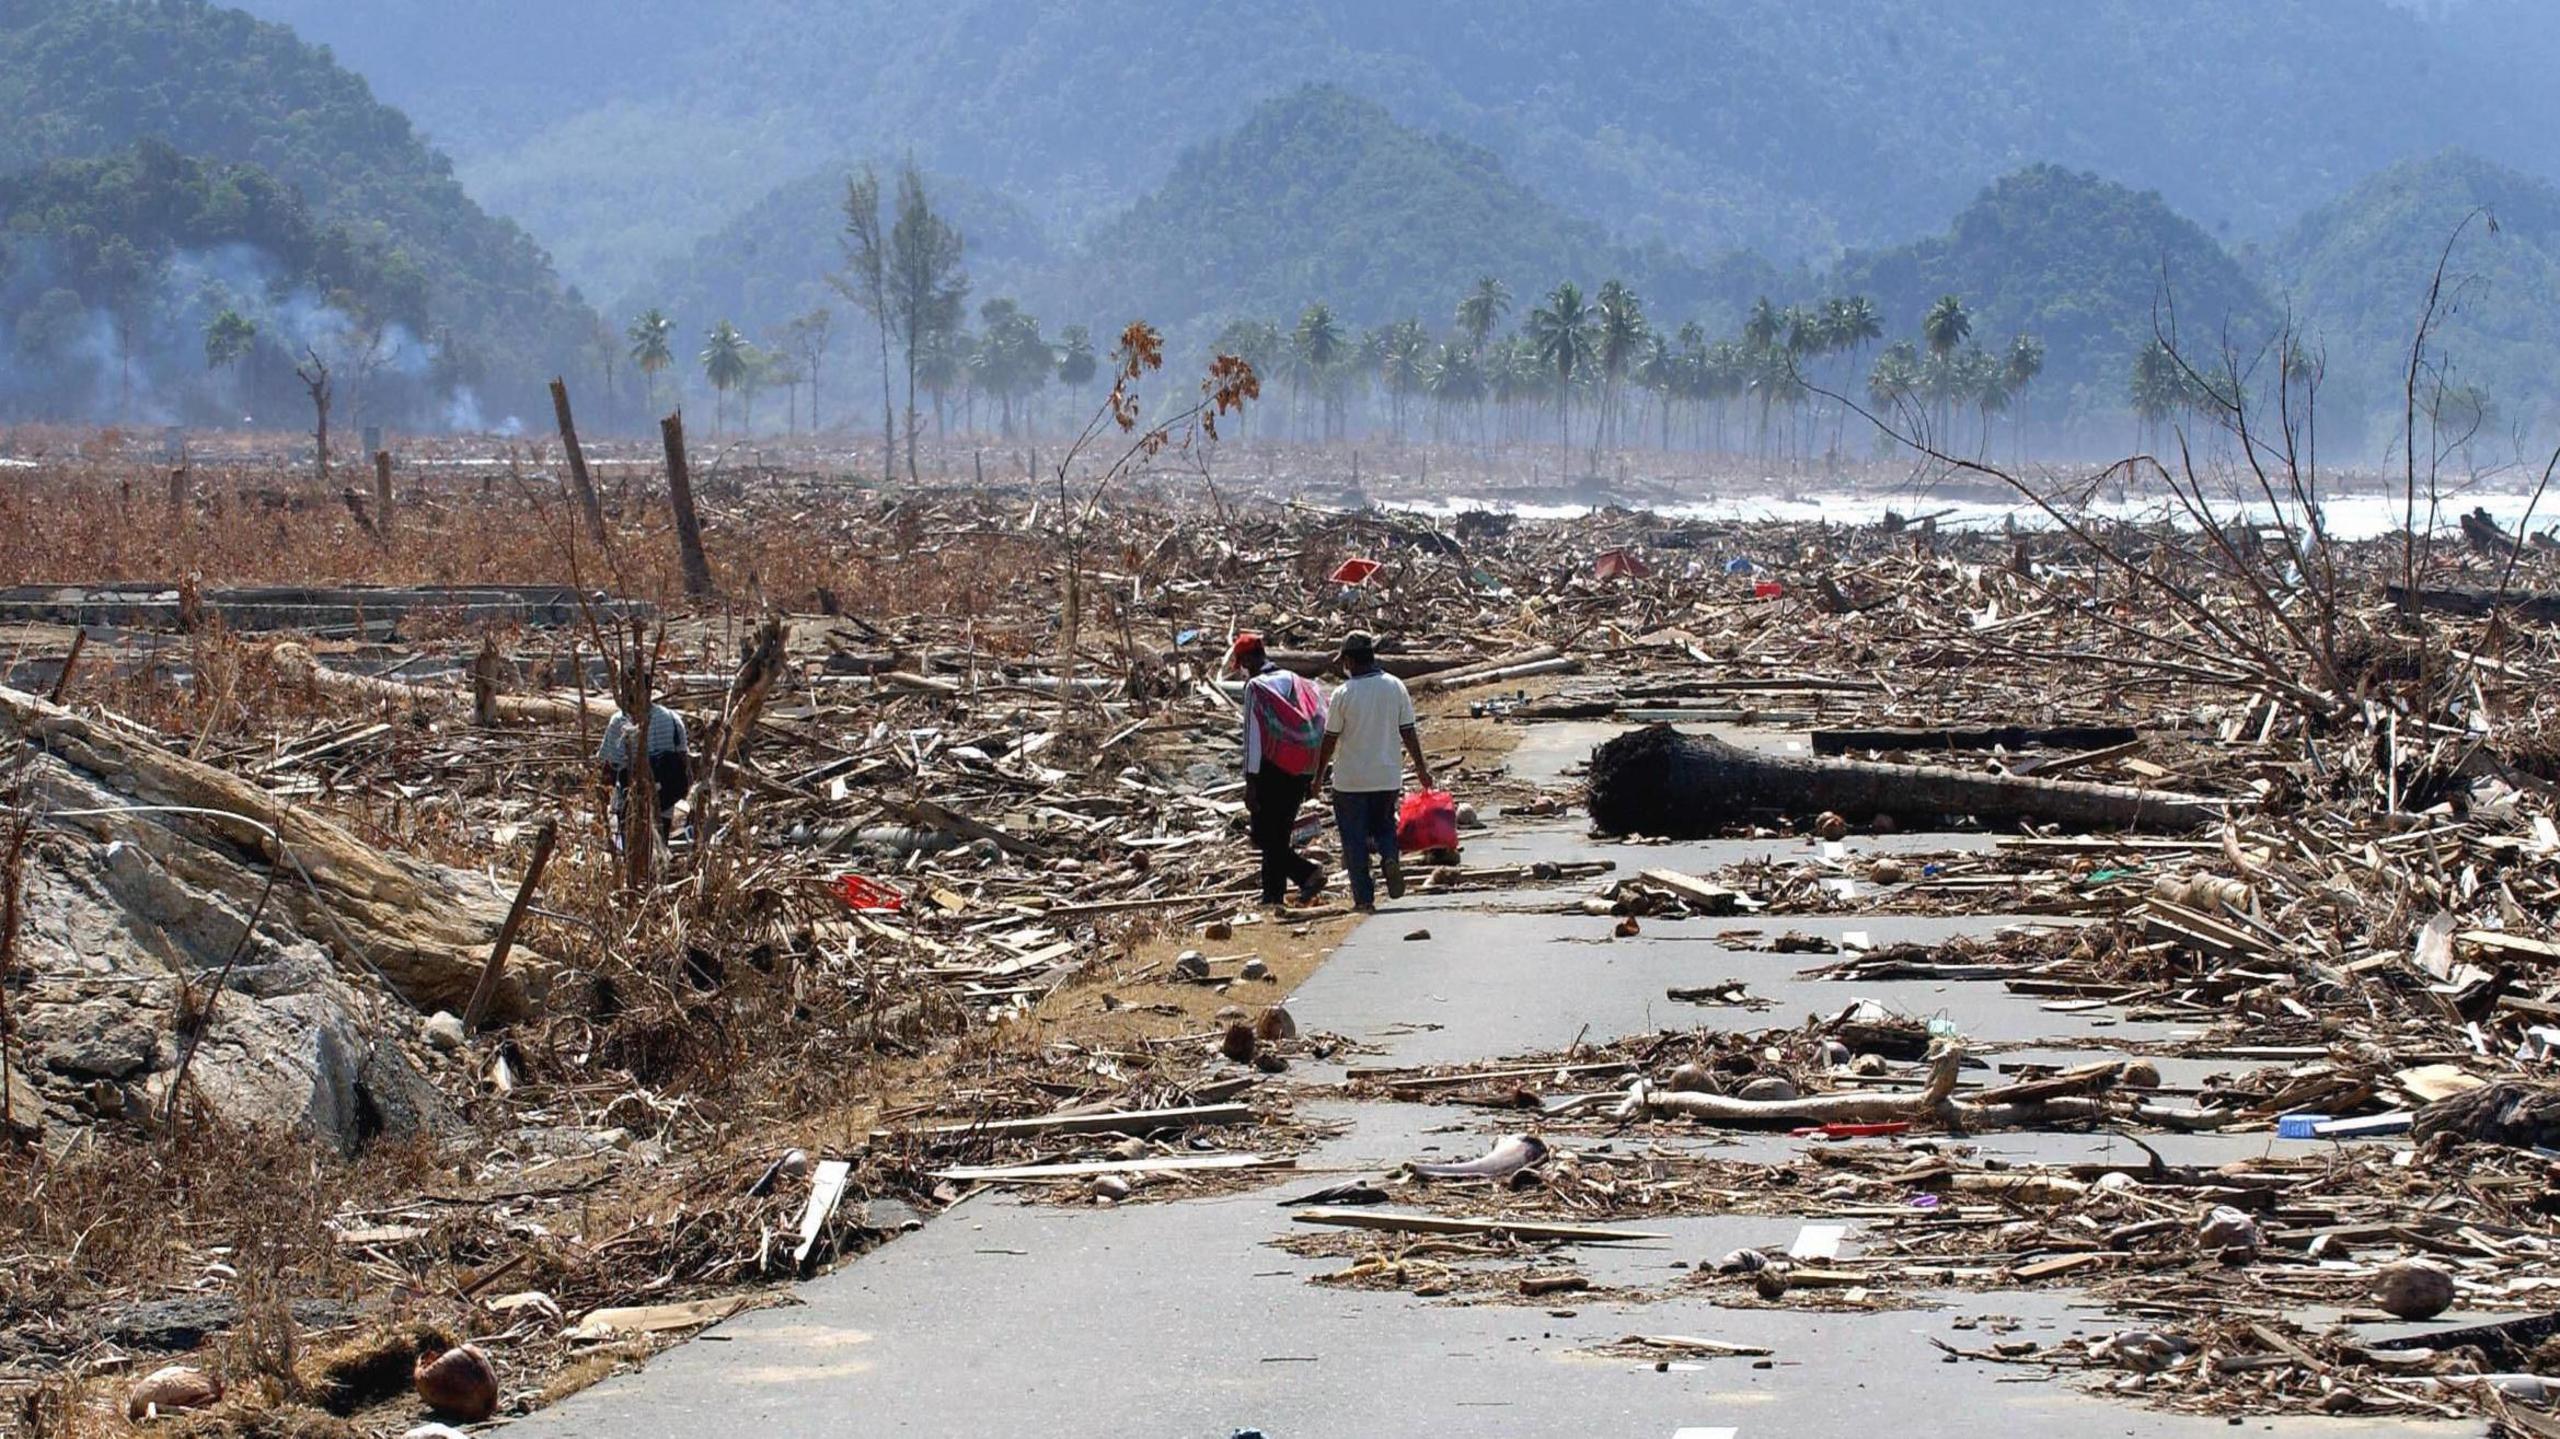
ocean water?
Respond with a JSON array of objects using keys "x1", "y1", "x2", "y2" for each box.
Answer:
[{"x1": 1384, "y1": 489, "x2": 2555, "y2": 544}]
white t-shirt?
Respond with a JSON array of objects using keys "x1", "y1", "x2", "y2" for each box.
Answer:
[{"x1": 1324, "y1": 668, "x2": 1416, "y2": 793}]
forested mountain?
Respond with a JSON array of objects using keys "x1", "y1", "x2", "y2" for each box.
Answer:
[
  {"x1": 235, "y1": 0, "x2": 2553, "y2": 311},
  {"x1": 0, "y1": 140, "x2": 435, "y2": 426},
  {"x1": 0, "y1": 0, "x2": 601, "y2": 425},
  {"x1": 2268, "y1": 150, "x2": 2560, "y2": 449},
  {"x1": 1828, "y1": 167, "x2": 2278, "y2": 424},
  {"x1": 1082, "y1": 87, "x2": 1778, "y2": 352},
  {"x1": 636, "y1": 167, "x2": 1060, "y2": 361}
]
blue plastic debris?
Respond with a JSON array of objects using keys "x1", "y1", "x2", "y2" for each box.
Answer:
[
  {"x1": 2276, "y1": 1113, "x2": 2328, "y2": 1140},
  {"x1": 1723, "y1": 556, "x2": 1756, "y2": 574}
]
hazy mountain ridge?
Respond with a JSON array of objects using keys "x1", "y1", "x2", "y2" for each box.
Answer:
[{"x1": 231, "y1": 0, "x2": 2555, "y2": 309}]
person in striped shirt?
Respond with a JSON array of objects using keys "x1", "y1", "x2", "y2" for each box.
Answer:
[{"x1": 598, "y1": 702, "x2": 691, "y2": 839}]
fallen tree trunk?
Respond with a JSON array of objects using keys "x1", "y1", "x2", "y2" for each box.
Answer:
[
  {"x1": 0, "y1": 684, "x2": 531, "y2": 1015},
  {"x1": 1408, "y1": 646, "x2": 1568, "y2": 692},
  {"x1": 271, "y1": 641, "x2": 616, "y2": 725},
  {"x1": 2385, "y1": 584, "x2": 2560, "y2": 623},
  {"x1": 1586, "y1": 724, "x2": 2218, "y2": 837},
  {"x1": 1266, "y1": 648, "x2": 1477, "y2": 679},
  {"x1": 1811, "y1": 723, "x2": 2139, "y2": 756},
  {"x1": 1618, "y1": 1051, "x2": 2148, "y2": 1133}
]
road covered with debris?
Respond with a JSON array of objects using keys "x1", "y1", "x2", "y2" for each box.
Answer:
[{"x1": 5, "y1": 433, "x2": 2560, "y2": 1436}]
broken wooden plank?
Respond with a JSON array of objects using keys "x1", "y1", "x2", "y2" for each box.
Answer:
[
  {"x1": 1290, "y1": 1207, "x2": 1664, "y2": 1243},
  {"x1": 793, "y1": 1158, "x2": 853, "y2": 1264},
  {"x1": 933, "y1": 1153, "x2": 1288, "y2": 1182},
  {"x1": 568, "y1": 1295, "x2": 752, "y2": 1342},
  {"x1": 899, "y1": 1103, "x2": 1252, "y2": 1143}
]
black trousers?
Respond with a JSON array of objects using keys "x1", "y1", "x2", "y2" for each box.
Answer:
[
  {"x1": 1244, "y1": 768, "x2": 1321, "y2": 902},
  {"x1": 609, "y1": 750, "x2": 693, "y2": 838}
]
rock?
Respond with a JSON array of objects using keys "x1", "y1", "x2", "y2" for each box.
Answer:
[
  {"x1": 101, "y1": 1296, "x2": 354, "y2": 1353},
  {"x1": 2119, "y1": 1058, "x2": 2162, "y2": 1089},
  {"x1": 1404, "y1": 928, "x2": 1431, "y2": 941},
  {"x1": 1088, "y1": 1174, "x2": 1133, "y2": 1202},
  {"x1": 1220, "y1": 1023, "x2": 1258, "y2": 1064},
  {"x1": 127, "y1": 1364, "x2": 222, "y2": 1419},
  {"x1": 1866, "y1": 858, "x2": 1906, "y2": 885},
  {"x1": 414, "y1": 1343, "x2": 498, "y2": 1422},
  {"x1": 775, "y1": 1147, "x2": 812, "y2": 1181},
  {"x1": 2372, "y1": 1259, "x2": 2456, "y2": 1320},
  {"x1": 2196, "y1": 1204, "x2": 2261, "y2": 1258},
  {"x1": 1752, "y1": 1266, "x2": 1791, "y2": 1300},
  {"x1": 1171, "y1": 950, "x2": 1210, "y2": 982},
  {"x1": 423, "y1": 1011, "x2": 467, "y2": 1051},
  {"x1": 1203, "y1": 920, "x2": 1234, "y2": 941},
  {"x1": 1254, "y1": 1004, "x2": 1298, "y2": 1042},
  {"x1": 1738, "y1": 1076, "x2": 1798, "y2": 1103},
  {"x1": 1666, "y1": 1062, "x2": 1712, "y2": 1093},
  {"x1": 35, "y1": 1000, "x2": 157, "y2": 1079},
  {"x1": 1812, "y1": 811, "x2": 1850, "y2": 842},
  {"x1": 1454, "y1": 802, "x2": 1483, "y2": 829},
  {"x1": 1239, "y1": 957, "x2": 1270, "y2": 981},
  {"x1": 1, "y1": 1063, "x2": 47, "y2": 1141}
]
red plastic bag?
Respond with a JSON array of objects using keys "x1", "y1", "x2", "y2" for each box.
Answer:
[
  {"x1": 1751, "y1": 578, "x2": 1786, "y2": 600},
  {"x1": 1329, "y1": 556, "x2": 1382, "y2": 586},
  {"x1": 831, "y1": 873, "x2": 905, "y2": 913},
  {"x1": 1396, "y1": 789, "x2": 1459, "y2": 855}
]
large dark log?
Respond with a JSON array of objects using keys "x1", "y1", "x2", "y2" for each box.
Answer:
[
  {"x1": 1585, "y1": 725, "x2": 2217, "y2": 837},
  {"x1": 1812, "y1": 724, "x2": 2139, "y2": 756},
  {"x1": 2385, "y1": 583, "x2": 2560, "y2": 623}
]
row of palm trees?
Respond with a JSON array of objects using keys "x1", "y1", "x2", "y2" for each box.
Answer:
[
  {"x1": 1214, "y1": 280, "x2": 2045, "y2": 467},
  {"x1": 621, "y1": 302, "x2": 1100, "y2": 439}
]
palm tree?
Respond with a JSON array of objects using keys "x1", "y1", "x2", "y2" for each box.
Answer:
[
  {"x1": 1455, "y1": 276, "x2": 1510, "y2": 354},
  {"x1": 2129, "y1": 340, "x2": 2180, "y2": 450},
  {"x1": 1291, "y1": 303, "x2": 1345, "y2": 438},
  {"x1": 1525, "y1": 282, "x2": 1596, "y2": 451},
  {"x1": 1920, "y1": 295, "x2": 1972, "y2": 444},
  {"x1": 1822, "y1": 296, "x2": 1884, "y2": 455},
  {"x1": 2003, "y1": 333, "x2": 2045, "y2": 459},
  {"x1": 1922, "y1": 295, "x2": 1972, "y2": 359},
  {"x1": 1743, "y1": 296, "x2": 1784, "y2": 353},
  {"x1": 628, "y1": 309, "x2": 675, "y2": 410},
  {"x1": 1592, "y1": 279, "x2": 1647, "y2": 453},
  {"x1": 1636, "y1": 333, "x2": 1678, "y2": 449},
  {"x1": 1379, "y1": 318, "x2": 1429, "y2": 439},
  {"x1": 701, "y1": 320, "x2": 749, "y2": 432}
]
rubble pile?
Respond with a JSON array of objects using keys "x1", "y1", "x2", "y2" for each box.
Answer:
[{"x1": 4, "y1": 456, "x2": 2560, "y2": 1431}]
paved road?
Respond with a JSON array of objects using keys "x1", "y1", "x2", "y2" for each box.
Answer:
[{"x1": 513, "y1": 724, "x2": 2450, "y2": 1439}]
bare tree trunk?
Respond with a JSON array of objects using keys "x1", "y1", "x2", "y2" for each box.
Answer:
[
  {"x1": 1587, "y1": 725, "x2": 2217, "y2": 837},
  {"x1": 662, "y1": 411, "x2": 715, "y2": 598},
  {"x1": 372, "y1": 448, "x2": 395, "y2": 542},
  {"x1": 549, "y1": 378, "x2": 609, "y2": 553}
]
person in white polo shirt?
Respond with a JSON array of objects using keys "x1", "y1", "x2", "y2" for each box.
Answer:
[{"x1": 1314, "y1": 630, "x2": 1434, "y2": 911}]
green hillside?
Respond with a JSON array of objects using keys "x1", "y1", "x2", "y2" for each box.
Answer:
[
  {"x1": 1830, "y1": 166, "x2": 2278, "y2": 422},
  {"x1": 1084, "y1": 86, "x2": 1778, "y2": 349},
  {"x1": 0, "y1": 139, "x2": 436, "y2": 425},
  {"x1": 631, "y1": 166, "x2": 1060, "y2": 354},
  {"x1": 2269, "y1": 149, "x2": 2560, "y2": 446},
  {"x1": 0, "y1": 0, "x2": 603, "y2": 424}
]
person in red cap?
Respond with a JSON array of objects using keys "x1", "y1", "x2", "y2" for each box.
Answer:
[{"x1": 1226, "y1": 632, "x2": 1328, "y2": 906}]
